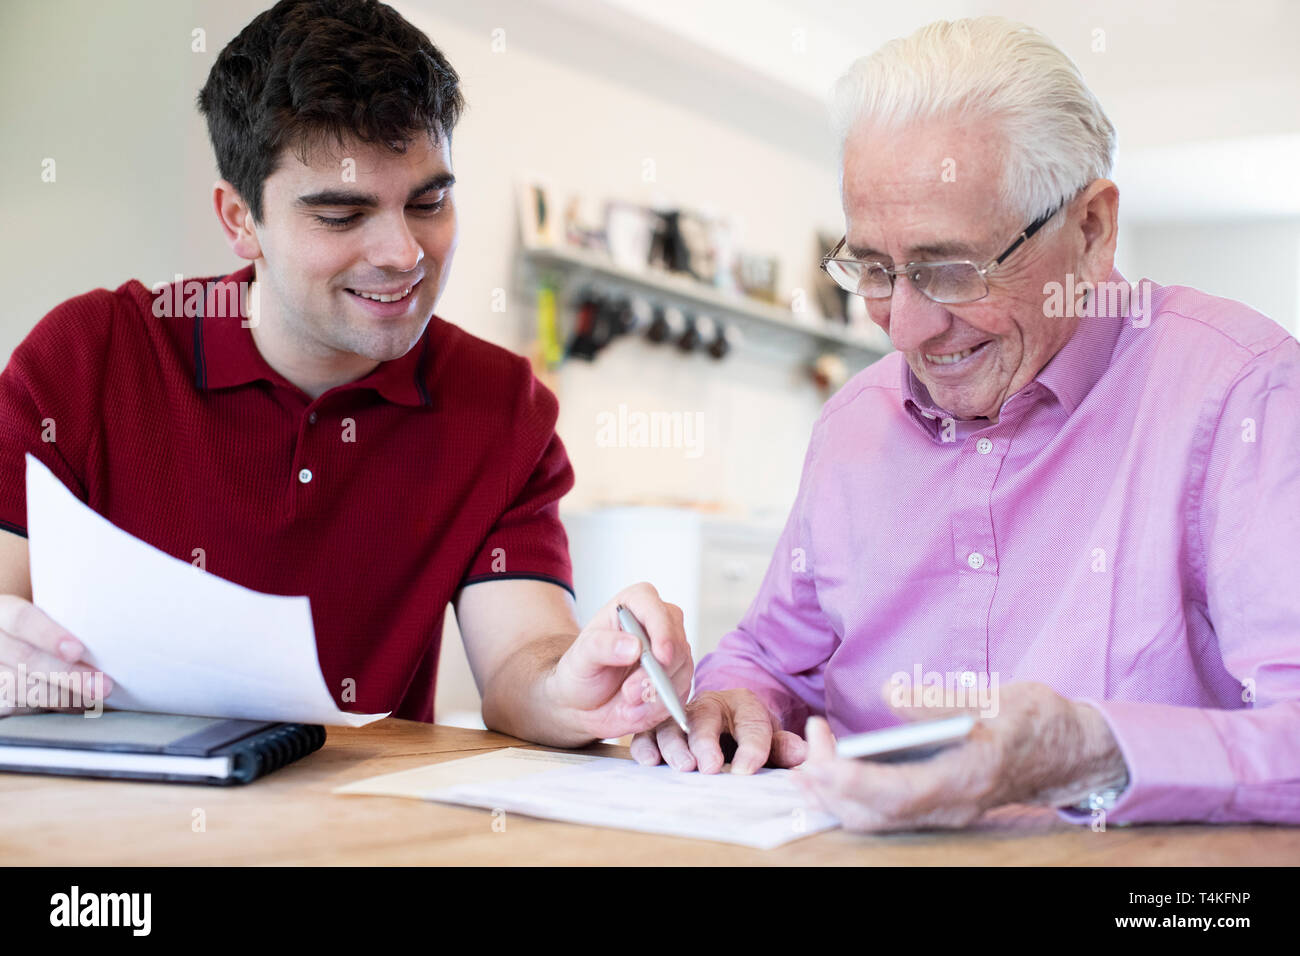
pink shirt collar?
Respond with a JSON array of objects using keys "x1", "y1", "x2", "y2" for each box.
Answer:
[{"x1": 901, "y1": 268, "x2": 1130, "y2": 434}]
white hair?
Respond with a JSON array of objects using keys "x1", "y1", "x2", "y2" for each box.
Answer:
[{"x1": 830, "y1": 17, "x2": 1116, "y2": 226}]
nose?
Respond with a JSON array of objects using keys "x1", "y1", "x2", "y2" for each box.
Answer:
[
  {"x1": 368, "y1": 211, "x2": 424, "y2": 274},
  {"x1": 884, "y1": 272, "x2": 950, "y2": 354}
]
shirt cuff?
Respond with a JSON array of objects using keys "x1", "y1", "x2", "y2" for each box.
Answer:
[{"x1": 1055, "y1": 697, "x2": 1236, "y2": 826}]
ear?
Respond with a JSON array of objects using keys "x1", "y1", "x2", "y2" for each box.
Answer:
[
  {"x1": 1072, "y1": 178, "x2": 1119, "y2": 287},
  {"x1": 212, "y1": 180, "x2": 263, "y2": 262}
]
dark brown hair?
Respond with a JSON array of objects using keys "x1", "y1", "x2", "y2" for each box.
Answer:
[{"x1": 197, "y1": 0, "x2": 464, "y2": 223}]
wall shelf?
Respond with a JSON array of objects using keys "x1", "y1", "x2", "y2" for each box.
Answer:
[{"x1": 519, "y1": 242, "x2": 892, "y2": 367}]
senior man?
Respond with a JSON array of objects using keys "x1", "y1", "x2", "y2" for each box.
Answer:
[{"x1": 632, "y1": 17, "x2": 1300, "y2": 830}]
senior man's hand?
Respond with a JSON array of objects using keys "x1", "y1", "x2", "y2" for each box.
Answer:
[
  {"x1": 629, "y1": 688, "x2": 808, "y2": 774},
  {"x1": 795, "y1": 681, "x2": 1128, "y2": 832}
]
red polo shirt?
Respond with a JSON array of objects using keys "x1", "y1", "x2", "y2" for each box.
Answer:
[{"x1": 0, "y1": 264, "x2": 574, "y2": 722}]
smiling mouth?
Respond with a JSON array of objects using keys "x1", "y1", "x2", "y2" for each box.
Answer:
[
  {"x1": 345, "y1": 277, "x2": 421, "y2": 303},
  {"x1": 924, "y1": 341, "x2": 989, "y2": 365}
]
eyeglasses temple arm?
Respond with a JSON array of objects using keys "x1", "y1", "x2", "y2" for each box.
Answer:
[
  {"x1": 821, "y1": 236, "x2": 848, "y2": 269},
  {"x1": 993, "y1": 204, "x2": 1060, "y2": 267}
]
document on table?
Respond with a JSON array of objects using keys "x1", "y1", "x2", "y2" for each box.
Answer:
[
  {"x1": 24, "y1": 454, "x2": 386, "y2": 726},
  {"x1": 334, "y1": 748, "x2": 840, "y2": 849}
]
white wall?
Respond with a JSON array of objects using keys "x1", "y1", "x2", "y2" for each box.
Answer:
[
  {"x1": 395, "y1": 1, "x2": 843, "y2": 519},
  {"x1": 1117, "y1": 219, "x2": 1300, "y2": 336},
  {"x1": 0, "y1": 0, "x2": 195, "y2": 359}
]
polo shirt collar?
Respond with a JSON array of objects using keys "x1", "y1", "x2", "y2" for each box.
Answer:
[
  {"x1": 193, "y1": 264, "x2": 431, "y2": 407},
  {"x1": 901, "y1": 267, "x2": 1129, "y2": 430}
]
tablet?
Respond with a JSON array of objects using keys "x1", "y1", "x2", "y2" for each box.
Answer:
[{"x1": 835, "y1": 715, "x2": 976, "y2": 763}]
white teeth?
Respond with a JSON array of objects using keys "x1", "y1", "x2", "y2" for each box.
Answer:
[
  {"x1": 351, "y1": 285, "x2": 412, "y2": 303},
  {"x1": 925, "y1": 344, "x2": 983, "y2": 365}
]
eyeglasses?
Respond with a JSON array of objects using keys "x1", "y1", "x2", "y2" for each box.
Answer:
[{"x1": 819, "y1": 201, "x2": 1064, "y2": 305}]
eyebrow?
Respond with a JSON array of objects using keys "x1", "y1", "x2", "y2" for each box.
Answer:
[
  {"x1": 846, "y1": 238, "x2": 981, "y2": 261},
  {"x1": 295, "y1": 173, "x2": 456, "y2": 209}
]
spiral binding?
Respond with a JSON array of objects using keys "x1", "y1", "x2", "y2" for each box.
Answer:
[{"x1": 228, "y1": 723, "x2": 326, "y2": 784}]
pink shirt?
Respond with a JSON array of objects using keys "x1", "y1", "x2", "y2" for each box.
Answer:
[{"x1": 694, "y1": 271, "x2": 1300, "y2": 826}]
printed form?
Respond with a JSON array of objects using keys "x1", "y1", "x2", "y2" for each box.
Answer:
[
  {"x1": 335, "y1": 748, "x2": 840, "y2": 848},
  {"x1": 24, "y1": 454, "x2": 386, "y2": 726}
]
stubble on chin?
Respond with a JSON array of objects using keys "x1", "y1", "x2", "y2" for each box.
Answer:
[{"x1": 342, "y1": 315, "x2": 431, "y2": 363}]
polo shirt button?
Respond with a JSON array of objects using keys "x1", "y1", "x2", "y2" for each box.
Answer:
[
  {"x1": 976, "y1": 437, "x2": 993, "y2": 454},
  {"x1": 967, "y1": 551, "x2": 985, "y2": 569},
  {"x1": 960, "y1": 671, "x2": 977, "y2": 688},
  {"x1": 298, "y1": 468, "x2": 313, "y2": 484},
  {"x1": 308, "y1": 412, "x2": 318, "y2": 425}
]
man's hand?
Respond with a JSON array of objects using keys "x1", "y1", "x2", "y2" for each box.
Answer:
[
  {"x1": 630, "y1": 687, "x2": 807, "y2": 774},
  {"x1": 542, "y1": 582, "x2": 693, "y2": 742},
  {"x1": 0, "y1": 595, "x2": 112, "y2": 716},
  {"x1": 796, "y1": 681, "x2": 1127, "y2": 832}
]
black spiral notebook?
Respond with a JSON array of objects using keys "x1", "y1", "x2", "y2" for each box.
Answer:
[{"x1": 0, "y1": 711, "x2": 326, "y2": 785}]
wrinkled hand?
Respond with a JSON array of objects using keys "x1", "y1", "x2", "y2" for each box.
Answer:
[
  {"x1": 630, "y1": 687, "x2": 807, "y2": 774},
  {"x1": 545, "y1": 582, "x2": 692, "y2": 741},
  {"x1": 796, "y1": 681, "x2": 1125, "y2": 832}
]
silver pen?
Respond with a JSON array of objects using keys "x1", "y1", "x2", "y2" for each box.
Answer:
[{"x1": 615, "y1": 604, "x2": 689, "y2": 734}]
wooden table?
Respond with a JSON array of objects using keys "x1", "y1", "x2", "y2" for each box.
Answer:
[{"x1": 2, "y1": 718, "x2": 1295, "y2": 865}]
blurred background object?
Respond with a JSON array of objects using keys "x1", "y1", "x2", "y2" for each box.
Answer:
[{"x1": 3, "y1": 0, "x2": 1297, "y2": 728}]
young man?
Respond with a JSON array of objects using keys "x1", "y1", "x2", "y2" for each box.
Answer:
[{"x1": 0, "y1": 0, "x2": 690, "y2": 747}]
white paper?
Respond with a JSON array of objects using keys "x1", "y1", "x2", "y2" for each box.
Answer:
[
  {"x1": 335, "y1": 748, "x2": 839, "y2": 849},
  {"x1": 25, "y1": 454, "x2": 387, "y2": 726}
]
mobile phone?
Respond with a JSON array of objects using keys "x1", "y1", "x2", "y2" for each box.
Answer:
[{"x1": 834, "y1": 715, "x2": 976, "y2": 763}]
